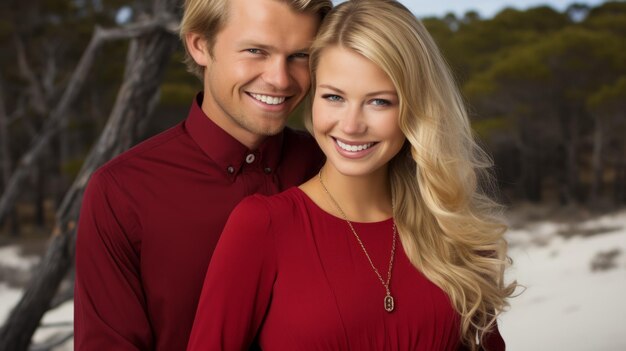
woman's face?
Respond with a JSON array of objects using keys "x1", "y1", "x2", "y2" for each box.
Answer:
[{"x1": 312, "y1": 46, "x2": 406, "y2": 179}]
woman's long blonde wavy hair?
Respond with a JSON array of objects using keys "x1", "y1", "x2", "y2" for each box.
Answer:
[{"x1": 307, "y1": 0, "x2": 516, "y2": 349}]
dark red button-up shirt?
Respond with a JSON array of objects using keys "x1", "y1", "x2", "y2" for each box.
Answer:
[{"x1": 74, "y1": 94, "x2": 324, "y2": 350}]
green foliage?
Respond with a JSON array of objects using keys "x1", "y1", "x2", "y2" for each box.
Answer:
[
  {"x1": 584, "y1": 2, "x2": 626, "y2": 37},
  {"x1": 472, "y1": 117, "x2": 512, "y2": 139},
  {"x1": 160, "y1": 49, "x2": 202, "y2": 107},
  {"x1": 61, "y1": 156, "x2": 86, "y2": 178},
  {"x1": 1, "y1": 1, "x2": 624, "y2": 206},
  {"x1": 163, "y1": 49, "x2": 200, "y2": 83},
  {"x1": 442, "y1": 3, "x2": 626, "y2": 203},
  {"x1": 588, "y1": 1, "x2": 626, "y2": 17},
  {"x1": 422, "y1": 17, "x2": 453, "y2": 43},
  {"x1": 287, "y1": 100, "x2": 308, "y2": 130},
  {"x1": 492, "y1": 6, "x2": 570, "y2": 32},
  {"x1": 0, "y1": 19, "x2": 12, "y2": 39},
  {"x1": 587, "y1": 76, "x2": 626, "y2": 111},
  {"x1": 427, "y1": 6, "x2": 570, "y2": 82},
  {"x1": 465, "y1": 25, "x2": 626, "y2": 103},
  {"x1": 160, "y1": 82, "x2": 198, "y2": 107}
]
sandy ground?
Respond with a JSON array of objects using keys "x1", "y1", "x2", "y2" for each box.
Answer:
[{"x1": 1, "y1": 208, "x2": 625, "y2": 350}]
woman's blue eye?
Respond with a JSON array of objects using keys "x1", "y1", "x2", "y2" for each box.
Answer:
[
  {"x1": 371, "y1": 99, "x2": 391, "y2": 106},
  {"x1": 322, "y1": 94, "x2": 343, "y2": 102}
]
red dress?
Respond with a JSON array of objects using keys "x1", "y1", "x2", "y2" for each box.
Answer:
[{"x1": 187, "y1": 187, "x2": 504, "y2": 351}]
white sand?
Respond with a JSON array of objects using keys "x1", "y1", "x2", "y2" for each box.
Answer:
[{"x1": 1, "y1": 210, "x2": 625, "y2": 350}]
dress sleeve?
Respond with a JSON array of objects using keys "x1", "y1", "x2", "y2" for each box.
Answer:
[
  {"x1": 74, "y1": 170, "x2": 152, "y2": 350},
  {"x1": 187, "y1": 196, "x2": 277, "y2": 351}
]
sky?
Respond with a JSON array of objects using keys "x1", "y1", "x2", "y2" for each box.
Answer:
[{"x1": 334, "y1": 0, "x2": 608, "y2": 18}]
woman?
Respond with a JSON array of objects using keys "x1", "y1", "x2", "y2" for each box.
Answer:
[{"x1": 187, "y1": 1, "x2": 516, "y2": 350}]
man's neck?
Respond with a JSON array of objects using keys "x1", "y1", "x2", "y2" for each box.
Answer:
[{"x1": 201, "y1": 99, "x2": 266, "y2": 150}]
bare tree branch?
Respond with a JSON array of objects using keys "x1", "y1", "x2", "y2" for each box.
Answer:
[
  {"x1": 0, "y1": 14, "x2": 180, "y2": 225},
  {"x1": 0, "y1": 76, "x2": 12, "y2": 192},
  {"x1": 0, "y1": 4, "x2": 180, "y2": 349},
  {"x1": 41, "y1": 42, "x2": 59, "y2": 99},
  {"x1": 14, "y1": 34, "x2": 48, "y2": 116},
  {"x1": 7, "y1": 97, "x2": 27, "y2": 127}
]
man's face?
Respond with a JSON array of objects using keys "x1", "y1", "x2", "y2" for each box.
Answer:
[{"x1": 201, "y1": 0, "x2": 320, "y2": 149}]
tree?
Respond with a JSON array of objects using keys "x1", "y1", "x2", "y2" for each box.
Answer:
[
  {"x1": 0, "y1": 0, "x2": 180, "y2": 349},
  {"x1": 464, "y1": 25, "x2": 626, "y2": 203},
  {"x1": 587, "y1": 76, "x2": 626, "y2": 204},
  {"x1": 0, "y1": 0, "x2": 126, "y2": 230},
  {"x1": 440, "y1": 6, "x2": 570, "y2": 84}
]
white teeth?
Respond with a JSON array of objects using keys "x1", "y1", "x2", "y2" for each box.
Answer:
[
  {"x1": 336, "y1": 139, "x2": 374, "y2": 152},
  {"x1": 250, "y1": 93, "x2": 286, "y2": 105}
]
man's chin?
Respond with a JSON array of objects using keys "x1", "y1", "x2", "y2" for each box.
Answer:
[
  {"x1": 258, "y1": 123, "x2": 287, "y2": 137},
  {"x1": 254, "y1": 115, "x2": 290, "y2": 134}
]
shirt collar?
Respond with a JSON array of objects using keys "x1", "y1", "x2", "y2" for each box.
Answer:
[{"x1": 184, "y1": 93, "x2": 284, "y2": 177}]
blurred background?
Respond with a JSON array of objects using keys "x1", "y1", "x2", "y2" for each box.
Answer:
[{"x1": 0, "y1": 0, "x2": 624, "y2": 350}]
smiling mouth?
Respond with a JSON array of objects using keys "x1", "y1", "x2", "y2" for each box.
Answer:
[
  {"x1": 249, "y1": 93, "x2": 288, "y2": 105},
  {"x1": 335, "y1": 138, "x2": 376, "y2": 152}
]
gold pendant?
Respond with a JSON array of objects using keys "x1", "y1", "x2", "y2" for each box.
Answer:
[{"x1": 384, "y1": 294, "x2": 395, "y2": 312}]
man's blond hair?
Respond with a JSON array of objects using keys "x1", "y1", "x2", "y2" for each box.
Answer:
[{"x1": 179, "y1": 0, "x2": 332, "y2": 80}]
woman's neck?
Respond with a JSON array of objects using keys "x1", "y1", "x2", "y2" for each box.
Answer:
[{"x1": 302, "y1": 163, "x2": 394, "y2": 223}]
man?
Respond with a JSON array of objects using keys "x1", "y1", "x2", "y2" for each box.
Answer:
[{"x1": 74, "y1": 0, "x2": 331, "y2": 349}]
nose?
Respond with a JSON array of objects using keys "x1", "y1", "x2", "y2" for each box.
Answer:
[
  {"x1": 263, "y1": 58, "x2": 290, "y2": 91},
  {"x1": 340, "y1": 105, "x2": 366, "y2": 135}
]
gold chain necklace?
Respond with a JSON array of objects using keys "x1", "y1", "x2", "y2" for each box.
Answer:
[{"x1": 318, "y1": 171, "x2": 397, "y2": 313}]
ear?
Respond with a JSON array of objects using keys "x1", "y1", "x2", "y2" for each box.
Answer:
[{"x1": 185, "y1": 32, "x2": 211, "y2": 67}]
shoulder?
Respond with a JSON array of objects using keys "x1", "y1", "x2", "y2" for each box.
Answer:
[
  {"x1": 222, "y1": 189, "x2": 306, "y2": 249},
  {"x1": 99, "y1": 123, "x2": 186, "y2": 173},
  {"x1": 232, "y1": 188, "x2": 303, "y2": 223},
  {"x1": 85, "y1": 123, "x2": 190, "y2": 192},
  {"x1": 220, "y1": 196, "x2": 276, "y2": 245},
  {"x1": 227, "y1": 188, "x2": 306, "y2": 236}
]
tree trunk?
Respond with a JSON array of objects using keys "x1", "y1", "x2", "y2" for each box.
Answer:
[
  {"x1": 0, "y1": 3, "x2": 179, "y2": 349},
  {"x1": 514, "y1": 115, "x2": 542, "y2": 202},
  {"x1": 523, "y1": 153, "x2": 542, "y2": 202},
  {"x1": 35, "y1": 164, "x2": 46, "y2": 229},
  {"x1": 0, "y1": 12, "x2": 179, "y2": 225},
  {"x1": 0, "y1": 75, "x2": 12, "y2": 228},
  {"x1": 558, "y1": 107, "x2": 580, "y2": 204},
  {"x1": 9, "y1": 209, "x2": 20, "y2": 237},
  {"x1": 589, "y1": 115, "x2": 604, "y2": 205},
  {"x1": 567, "y1": 111, "x2": 580, "y2": 202},
  {"x1": 0, "y1": 77, "x2": 20, "y2": 236},
  {"x1": 615, "y1": 151, "x2": 626, "y2": 205},
  {"x1": 57, "y1": 122, "x2": 70, "y2": 206}
]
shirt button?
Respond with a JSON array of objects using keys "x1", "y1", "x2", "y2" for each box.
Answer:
[
  {"x1": 264, "y1": 167, "x2": 272, "y2": 174},
  {"x1": 245, "y1": 154, "x2": 255, "y2": 164},
  {"x1": 227, "y1": 166, "x2": 235, "y2": 174}
]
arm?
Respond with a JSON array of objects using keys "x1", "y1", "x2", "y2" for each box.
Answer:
[
  {"x1": 74, "y1": 170, "x2": 152, "y2": 350},
  {"x1": 187, "y1": 196, "x2": 277, "y2": 351}
]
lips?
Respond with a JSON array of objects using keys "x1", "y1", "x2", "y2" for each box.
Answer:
[{"x1": 249, "y1": 93, "x2": 287, "y2": 105}]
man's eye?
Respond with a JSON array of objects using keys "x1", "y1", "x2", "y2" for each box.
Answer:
[
  {"x1": 246, "y1": 49, "x2": 262, "y2": 54},
  {"x1": 322, "y1": 94, "x2": 343, "y2": 102}
]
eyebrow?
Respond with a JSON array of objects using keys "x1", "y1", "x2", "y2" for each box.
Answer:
[
  {"x1": 239, "y1": 41, "x2": 309, "y2": 54},
  {"x1": 318, "y1": 84, "x2": 397, "y2": 97}
]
